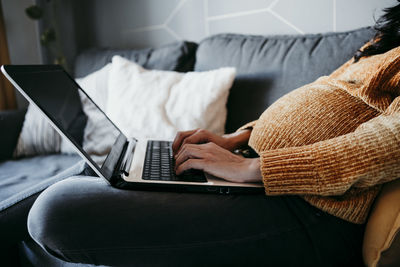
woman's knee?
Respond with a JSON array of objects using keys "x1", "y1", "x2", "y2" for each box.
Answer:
[{"x1": 27, "y1": 176, "x2": 106, "y2": 259}]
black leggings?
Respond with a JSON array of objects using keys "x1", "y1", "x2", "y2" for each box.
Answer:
[{"x1": 28, "y1": 176, "x2": 365, "y2": 266}]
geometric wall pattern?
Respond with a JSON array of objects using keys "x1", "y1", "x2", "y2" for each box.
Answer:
[
  {"x1": 1, "y1": 0, "x2": 397, "y2": 108},
  {"x1": 89, "y1": 0, "x2": 397, "y2": 49}
]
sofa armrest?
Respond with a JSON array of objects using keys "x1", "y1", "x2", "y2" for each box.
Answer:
[{"x1": 0, "y1": 109, "x2": 26, "y2": 161}]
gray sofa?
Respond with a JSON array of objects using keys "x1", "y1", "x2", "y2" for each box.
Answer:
[{"x1": 0, "y1": 27, "x2": 375, "y2": 266}]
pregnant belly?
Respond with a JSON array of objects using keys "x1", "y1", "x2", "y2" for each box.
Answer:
[{"x1": 249, "y1": 82, "x2": 380, "y2": 152}]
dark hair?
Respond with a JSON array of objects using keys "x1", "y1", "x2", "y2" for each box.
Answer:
[{"x1": 354, "y1": 1, "x2": 400, "y2": 62}]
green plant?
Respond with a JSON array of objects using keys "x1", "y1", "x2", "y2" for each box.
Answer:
[{"x1": 25, "y1": 1, "x2": 68, "y2": 70}]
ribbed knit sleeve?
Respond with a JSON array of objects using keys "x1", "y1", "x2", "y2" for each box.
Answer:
[{"x1": 259, "y1": 108, "x2": 400, "y2": 196}]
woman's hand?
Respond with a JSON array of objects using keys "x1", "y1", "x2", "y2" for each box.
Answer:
[
  {"x1": 172, "y1": 129, "x2": 251, "y2": 154},
  {"x1": 174, "y1": 142, "x2": 262, "y2": 183}
]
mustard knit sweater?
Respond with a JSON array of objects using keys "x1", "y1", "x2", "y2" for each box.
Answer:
[{"x1": 241, "y1": 46, "x2": 400, "y2": 224}]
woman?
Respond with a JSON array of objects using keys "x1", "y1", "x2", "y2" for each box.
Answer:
[
  {"x1": 174, "y1": 2, "x2": 400, "y2": 225},
  {"x1": 28, "y1": 3, "x2": 400, "y2": 266}
]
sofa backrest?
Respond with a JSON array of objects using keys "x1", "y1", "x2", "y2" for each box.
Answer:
[
  {"x1": 73, "y1": 28, "x2": 376, "y2": 134},
  {"x1": 74, "y1": 41, "x2": 198, "y2": 78},
  {"x1": 195, "y1": 27, "x2": 376, "y2": 132}
]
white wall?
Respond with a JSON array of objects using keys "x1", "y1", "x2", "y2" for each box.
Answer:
[
  {"x1": 3, "y1": 0, "x2": 397, "y2": 108},
  {"x1": 84, "y1": 0, "x2": 398, "y2": 49},
  {"x1": 4, "y1": 0, "x2": 399, "y2": 61}
]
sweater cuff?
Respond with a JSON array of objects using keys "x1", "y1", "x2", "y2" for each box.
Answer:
[
  {"x1": 260, "y1": 147, "x2": 321, "y2": 195},
  {"x1": 236, "y1": 120, "x2": 257, "y2": 132}
]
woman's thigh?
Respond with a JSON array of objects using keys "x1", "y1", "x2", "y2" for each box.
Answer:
[{"x1": 28, "y1": 176, "x2": 364, "y2": 267}]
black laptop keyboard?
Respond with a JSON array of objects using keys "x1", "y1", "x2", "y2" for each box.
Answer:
[{"x1": 142, "y1": 140, "x2": 207, "y2": 183}]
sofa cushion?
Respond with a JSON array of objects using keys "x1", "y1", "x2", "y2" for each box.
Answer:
[
  {"x1": 74, "y1": 41, "x2": 198, "y2": 78},
  {"x1": 0, "y1": 109, "x2": 26, "y2": 161},
  {"x1": 363, "y1": 179, "x2": 400, "y2": 267},
  {"x1": 194, "y1": 27, "x2": 376, "y2": 132},
  {"x1": 0, "y1": 154, "x2": 83, "y2": 244}
]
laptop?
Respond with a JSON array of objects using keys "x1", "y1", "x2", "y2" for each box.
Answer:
[{"x1": 2, "y1": 64, "x2": 264, "y2": 194}]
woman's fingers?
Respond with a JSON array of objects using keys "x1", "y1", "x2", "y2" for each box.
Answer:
[
  {"x1": 180, "y1": 129, "x2": 210, "y2": 149},
  {"x1": 174, "y1": 141, "x2": 262, "y2": 183},
  {"x1": 174, "y1": 143, "x2": 208, "y2": 168},
  {"x1": 172, "y1": 129, "x2": 198, "y2": 154},
  {"x1": 175, "y1": 158, "x2": 206, "y2": 175},
  {"x1": 173, "y1": 129, "x2": 215, "y2": 155},
  {"x1": 173, "y1": 142, "x2": 262, "y2": 183}
]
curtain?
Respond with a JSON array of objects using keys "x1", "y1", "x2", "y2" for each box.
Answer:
[{"x1": 0, "y1": 3, "x2": 16, "y2": 110}]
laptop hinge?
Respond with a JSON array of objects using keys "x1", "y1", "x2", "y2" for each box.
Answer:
[{"x1": 119, "y1": 138, "x2": 137, "y2": 176}]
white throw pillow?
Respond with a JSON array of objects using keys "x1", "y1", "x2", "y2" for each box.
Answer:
[
  {"x1": 13, "y1": 104, "x2": 61, "y2": 157},
  {"x1": 107, "y1": 56, "x2": 236, "y2": 140}
]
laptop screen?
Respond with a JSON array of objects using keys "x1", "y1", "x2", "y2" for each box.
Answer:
[{"x1": 3, "y1": 65, "x2": 122, "y2": 174}]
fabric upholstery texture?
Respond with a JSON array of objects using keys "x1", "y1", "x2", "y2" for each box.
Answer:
[
  {"x1": 0, "y1": 155, "x2": 82, "y2": 209},
  {"x1": 74, "y1": 41, "x2": 198, "y2": 78},
  {"x1": 195, "y1": 27, "x2": 376, "y2": 132},
  {"x1": 0, "y1": 156, "x2": 83, "y2": 245},
  {"x1": 0, "y1": 109, "x2": 26, "y2": 161}
]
